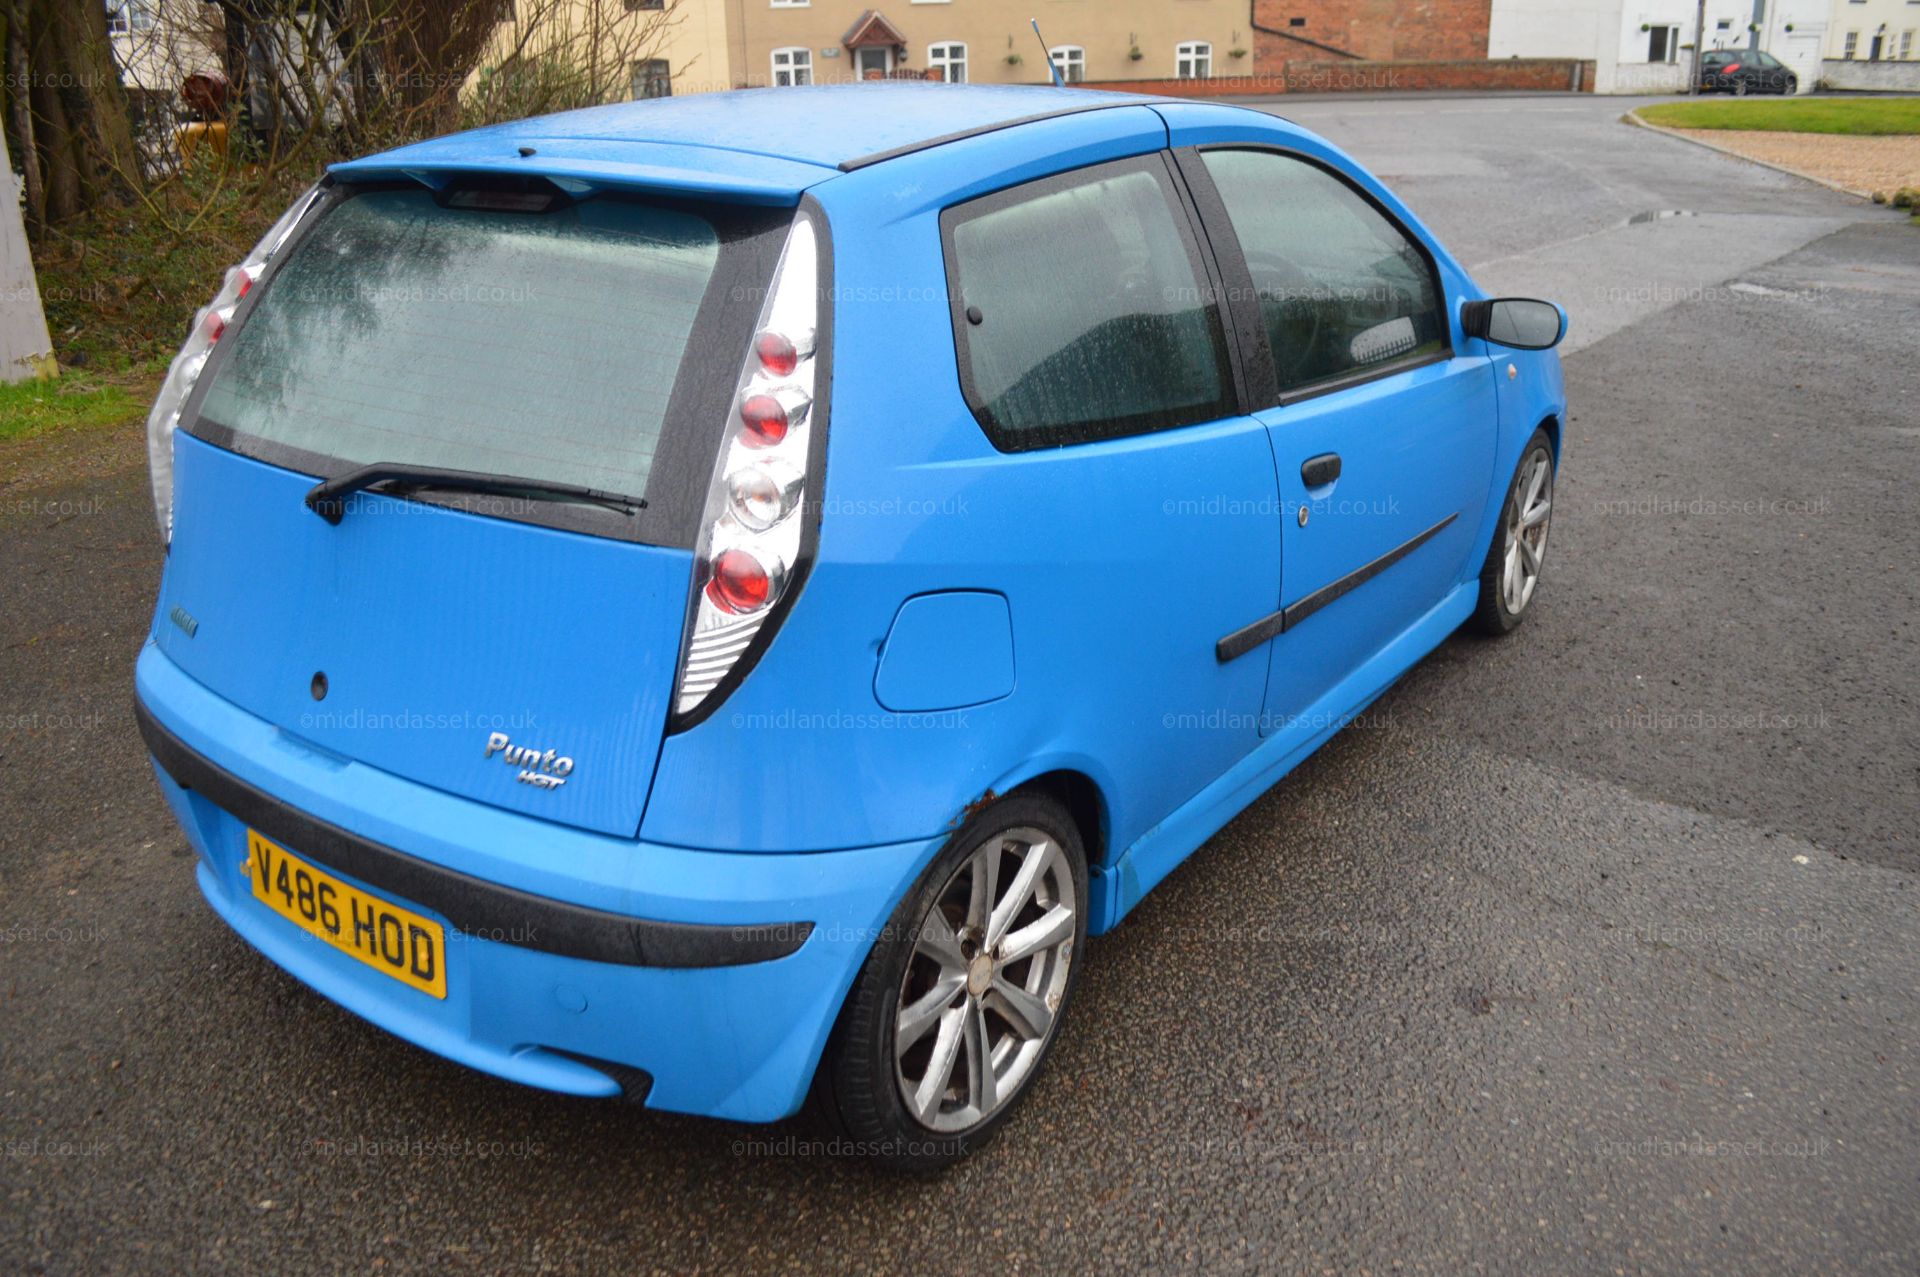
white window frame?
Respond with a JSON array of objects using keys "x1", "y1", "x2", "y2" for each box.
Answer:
[
  {"x1": 928, "y1": 41, "x2": 968, "y2": 83},
  {"x1": 769, "y1": 0, "x2": 809, "y2": 8},
  {"x1": 1902, "y1": 29, "x2": 1915, "y2": 59},
  {"x1": 106, "y1": 0, "x2": 157, "y2": 34},
  {"x1": 1647, "y1": 25, "x2": 1679, "y2": 63},
  {"x1": 1049, "y1": 45, "x2": 1085, "y2": 83},
  {"x1": 1176, "y1": 40, "x2": 1213, "y2": 79},
  {"x1": 1843, "y1": 30, "x2": 1859, "y2": 58},
  {"x1": 771, "y1": 46, "x2": 813, "y2": 86}
]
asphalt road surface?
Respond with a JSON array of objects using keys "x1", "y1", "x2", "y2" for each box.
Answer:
[{"x1": 4, "y1": 94, "x2": 1917, "y2": 1275}]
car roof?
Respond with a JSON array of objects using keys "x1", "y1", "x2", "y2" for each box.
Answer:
[{"x1": 330, "y1": 84, "x2": 1161, "y2": 202}]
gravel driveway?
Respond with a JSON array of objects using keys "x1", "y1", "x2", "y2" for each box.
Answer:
[{"x1": 1666, "y1": 126, "x2": 1920, "y2": 196}]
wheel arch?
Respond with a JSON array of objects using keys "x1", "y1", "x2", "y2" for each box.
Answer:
[
  {"x1": 998, "y1": 768, "x2": 1109, "y2": 871},
  {"x1": 1537, "y1": 412, "x2": 1563, "y2": 464}
]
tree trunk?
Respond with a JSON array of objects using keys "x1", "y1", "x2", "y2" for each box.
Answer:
[
  {"x1": 2, "y1": 0, "x2": 45, "y2": 231},
  {"x1": 9, "y1": 0, "x2": 139, "y2": 225}
]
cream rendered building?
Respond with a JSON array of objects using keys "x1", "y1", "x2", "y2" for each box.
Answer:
[
  {"x1": 1822, "y1": 0, "x2": 1920, "y2": 61},
  {"x1": 704, "y1": 0, "x2": 1253, "y2": 91},
  {"x1": 491, "y1": 0, "x2": 1250, "y2": 101}
]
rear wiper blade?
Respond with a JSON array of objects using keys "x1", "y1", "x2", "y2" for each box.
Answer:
[{"x1": 304, "y1": 462, "x2": 645, "y2": 525}]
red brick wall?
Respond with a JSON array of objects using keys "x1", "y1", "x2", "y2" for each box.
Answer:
[
  {"x1": 1253, "y1": 0, "x2": 1491, "y2": 64},
  {"x1": 1076, "y1": 59, "x2": 1596, "y2": 98}
]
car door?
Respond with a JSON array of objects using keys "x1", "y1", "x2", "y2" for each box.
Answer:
[
  {"x1": 1174, "y1": 145, "x2": 1498, "y2": 737},
  {"x1": 935, "y1": 148, "x2": 1286, "y2": 832}
]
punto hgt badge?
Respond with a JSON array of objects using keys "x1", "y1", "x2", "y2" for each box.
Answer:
[{"x1": 484, "y1": 732, "x2": 575, "y2": 790}]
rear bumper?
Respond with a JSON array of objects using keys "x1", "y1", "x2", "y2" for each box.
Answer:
[{"x1": 135, "y1": 641, "x2": 943, "y2": 1121}]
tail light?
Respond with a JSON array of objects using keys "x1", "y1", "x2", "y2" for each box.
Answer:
[
  {"x1": 1720, "y1": 64, "x2": 1741, "y2": 74},
  {"x1": 672, "y1": 212, "x2": 823, "y2": 720},
  {"x1": 146, "y1": 186, "x2": 320, "y2": 542}
]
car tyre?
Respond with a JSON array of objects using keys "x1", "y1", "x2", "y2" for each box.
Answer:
[
  {"x1": 808, "y1": 791, "x2": 1089, "y2": 1170},
  {"x1": 1734, "y1": 79, "x2": 1750, "y2": 96},
  {"x1": 1470, "y1": 428, "x2": 1555, "y2": 637}
]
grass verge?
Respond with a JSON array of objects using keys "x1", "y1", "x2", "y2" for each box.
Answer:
[
  {"x1": 0, "y1": 371, "x2": 153, "y2": 445},
  {"x1": 1635, "y1": 98, "x2": 1920, "y2": 136}
]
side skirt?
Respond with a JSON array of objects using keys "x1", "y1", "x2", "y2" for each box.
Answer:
[{"x1": 1088, "y1": 581, "x2": 1477, "y2": 932}]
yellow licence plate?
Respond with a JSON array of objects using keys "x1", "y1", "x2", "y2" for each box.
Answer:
[{"x1": 244, "y1": 830, "x2": 447, "y2": 999}]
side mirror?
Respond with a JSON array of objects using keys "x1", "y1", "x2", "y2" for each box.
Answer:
[{"x1": 1462, "y1": 298, "x2": 1566, "y2": 351}]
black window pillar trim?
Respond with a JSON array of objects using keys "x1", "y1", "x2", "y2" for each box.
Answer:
[
  {"x1": 1160, "y1": 150, "x2": 1254, "y2": 414},
  {"x1": 1168, "y1": 146, "x2": 1279, "y2": 413},
  {"x1": 134, "y1": 697, "x2": 813, "y2": 969}
]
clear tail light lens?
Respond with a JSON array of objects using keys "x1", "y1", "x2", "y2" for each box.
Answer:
[
  {"x1": 673, "y1": 213, "x2": 821, "y2": 720},
  {"x1": 146, "y1": 186, "x2": 319, "y2": 543},
  {"x1": 728, "y1": 462, "x2": 803, "y2": 532}
]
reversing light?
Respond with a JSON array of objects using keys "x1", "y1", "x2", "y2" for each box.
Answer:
[{"x1": 728, "y1": 463, "x2": 802, "y2": 532}]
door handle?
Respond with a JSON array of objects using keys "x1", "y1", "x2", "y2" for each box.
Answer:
[{"x1": 1301, "y1": 453, "x2": 1341, "y2": 487}]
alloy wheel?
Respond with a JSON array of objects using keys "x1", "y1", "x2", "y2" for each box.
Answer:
[
  {"x1": 894, "y1": 827, "x2": 1076, "y2": 1133},
  {"x1": 1501, "y1": 449, "x2": 1553, "y2": 616}
]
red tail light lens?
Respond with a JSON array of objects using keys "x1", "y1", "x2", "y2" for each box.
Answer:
[
  {"x1": 1721, "y1": 64, "x2": 1740, "y2": 74},
  {"x1": 739, "y1": 393, "x2": 791, "y2": 447},
  {"x1": 755, "y1": 330, "x2": 798, "y2": 377},
  {"x1": 707, "y1": 548, "x2": 773, "y2": 614}
]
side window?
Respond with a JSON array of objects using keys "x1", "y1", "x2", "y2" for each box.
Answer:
[
  {"x1": 944, "y1": 157, "x2": 1235, "y2": 452},
  {"x1": 1200, "y1": 148, "x2": 1447, "y2": 397}
]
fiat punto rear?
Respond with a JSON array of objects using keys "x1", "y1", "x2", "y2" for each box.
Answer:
[{"x1": 137, "y1": 84, "x2": 1566, "y2": 1168}]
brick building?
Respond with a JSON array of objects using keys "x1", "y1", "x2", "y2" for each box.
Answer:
[{"x1": 1252, "y1": 0, "x2": 1493, "y2": 66}]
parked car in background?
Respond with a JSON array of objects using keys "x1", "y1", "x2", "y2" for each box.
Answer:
[
  {"x1": 135, "y1": 83, "x2": 1568, "y2": 1169},
  {"x1": 1699, "y1": 49, "x2": 1797, "y2": 95}
]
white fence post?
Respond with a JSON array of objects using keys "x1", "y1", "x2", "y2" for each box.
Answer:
[{"x1": 1, "y1": 129, "x2": 57, "y2": 383}]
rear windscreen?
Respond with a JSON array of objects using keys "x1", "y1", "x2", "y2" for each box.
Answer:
[{"x1": 196, "y1": 187, "x2": 722, "y2": 502}]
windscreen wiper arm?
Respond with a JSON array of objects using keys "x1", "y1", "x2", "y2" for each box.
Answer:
[{"x1": 304, "y1": 462, "x2": 645, "y2": 525}]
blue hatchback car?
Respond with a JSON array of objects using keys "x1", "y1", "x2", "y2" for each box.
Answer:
[{"x1": 137, "y1": 84, "x2": 1566, "y2": 1167}]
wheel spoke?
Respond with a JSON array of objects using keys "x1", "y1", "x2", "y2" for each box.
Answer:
[
  {"x1": 986, "y1": 839, "x2": 1054, "y2": 948},
  {"x1": 896, "y1": 975, "x2": 964, "y2": 1056},
  {"x1": 963, "y1": 999, "x2": 996, "y2": 1113},
  {"x1": 1519, "y1": 537, "x2": 1543, "y2": 573},
  {"x1": 986, "y1": 974, "x2": 1053, "y2": 1042},
  {"x1": 914, "y1": 908, "x2": 966, "y2": 976},
  {"x1": 1520, "y1": 497, "x2": 1551, "y2": 529},
  {"x1": 1523, "y1": 459, "x2": 1548, "y2": 509},
  {"x1": 997, "y1": 902, "x2": 1074, "y2": 964},
  {"x1": 965, "y1": 844, "x2": 999, "y2": 934},
  {"x1": 911, "y1": 1005, "x2": 966, "y2": 1122}
]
